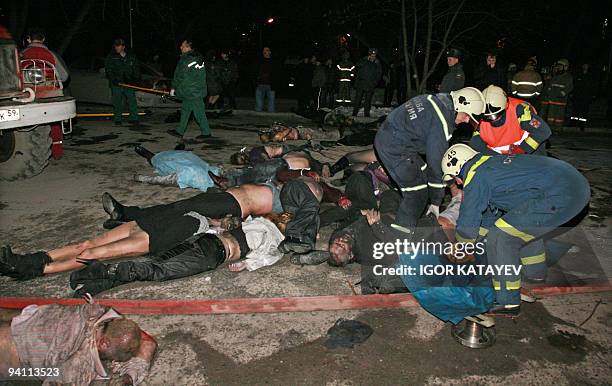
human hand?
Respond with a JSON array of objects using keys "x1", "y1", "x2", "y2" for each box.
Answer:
[{"x1": 360, "y1": 209, "x2": 380, "y2": 225}]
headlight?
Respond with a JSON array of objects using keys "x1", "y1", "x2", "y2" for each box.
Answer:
[{"x1": 24, "y1": 67, "x2": 45, "y2": 84}]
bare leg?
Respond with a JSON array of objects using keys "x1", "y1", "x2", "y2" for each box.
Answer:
[
  {"x1": 47, "y1": 222, "x2": 137, "y2": 263},
  {"x1": 44, "y1": 224, "x2": 149, "y2": 274},
  {"x1": 346, "y1": 149, "x2": 376, "y2": 164}
]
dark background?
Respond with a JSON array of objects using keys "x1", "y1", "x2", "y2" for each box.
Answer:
[{"x1": 2, "y1": 0, "x2": 611, "y2": 93}]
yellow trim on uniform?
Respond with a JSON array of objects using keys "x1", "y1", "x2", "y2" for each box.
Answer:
[
  {"x1": 506, "y1": 280, "x2": 521, "y2": 290},
  {"x1": 518, "y1": 104, "x2": 532, "y2": 122},
  {"x1": 456, "y1": 233, "x2": 476, "y2": 243},
  {"x1": 492, "y1": 279, "x2": 501, "y2": 291},
  {"x1": 494, "y1": 218, "x2": 535, "y2": 242},
  {"x1": 521, "y1": 253, "x2": 546, "y2": 266},
  {"x1": 524, "y1": 136, "x2": 539, "y2": 149},
  {"x1": 427, "y1": 95, "x2": 451, "y2": 141},
  {"x1": 472, "y1": 131, "x2": 480, "y2": 137},
  {"x1": 463, "y1": 156, "x2": 491, "y2": 187},
  {"x1": 479, "y1": 227, "x2": 489, "y2": 236}
]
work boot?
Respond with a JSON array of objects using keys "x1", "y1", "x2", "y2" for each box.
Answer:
[
  {"x1": 487, "y1": 303, "x2": 521, "y2": 317},
  {"x1": 290, "y1": 250, "x2": 330, "y2": 265},
  {"x1": 278, "y1": 237, "x2": 313, "y2": 254},
  {"x1": 167, "y1": 129, "x2": 183, "y2": 138},
  {"x1": 0, "y1": 245, "x2": 51, "y2": 280},
  {"x1": 208, "y1": 171, "x2": 229, "y2": 189},
  {"x1": 134, "y1": 145, "x2": 155, "y2": 165},
  {"x1": 329, "y1": 156, "x2": 350, "y2": 177},
  {"x1": 70, "y1": 260, "x2": 127, "y2": 297},
  {"x1": 101, "y1": 192, "x2": 125, "y2": 221}
]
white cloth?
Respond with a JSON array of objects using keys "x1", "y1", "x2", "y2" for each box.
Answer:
[
  {"x1": 438, "y1": 195, "x2": 462, "y2": 225},
  {"x1": 242, "y1": 216, "x2": 285, "y2": 271}
]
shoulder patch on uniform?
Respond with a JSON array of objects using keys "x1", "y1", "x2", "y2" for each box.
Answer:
[{"x1": 529, "y1": 118, "x2": 541, "y2": 128}]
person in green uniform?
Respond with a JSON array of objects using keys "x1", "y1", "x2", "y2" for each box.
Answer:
[
  {"x1": 167, "y1": 39, "x2": 211, "y2": 140},
  {"x1": 104, "y1": 38, "x2": 140, "y2": 126}
]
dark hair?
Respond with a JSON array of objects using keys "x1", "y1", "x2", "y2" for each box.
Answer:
[
  {"x1": 230, "y1": 150, "x2": 250, "y2": 165},
  {"x1": 182, "y1": 38, "x2": 194, "y2": 49},
  {"x1": 28, "y1": 28, "x2": 45, "y2": 41},
  {"x1": 101, "y1": 318, "x2": 141, "y2": 362},
  {"x1": 113, "y1": 38, "x2": 126, "y2": 46}
]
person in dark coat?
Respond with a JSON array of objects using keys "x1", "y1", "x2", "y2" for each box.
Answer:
[
  {"x1": 352, "y1": 48, "x2": 382, "y2": 117},
  {"x1": 571, "y1": 63, "x2": 597, "y2": 129},
  {"x1": 474, "y1": 51, "x2": 506, "y2": 90},
  {"x1": 217, "y1": 49, "x2": 239, "y2": 109}
]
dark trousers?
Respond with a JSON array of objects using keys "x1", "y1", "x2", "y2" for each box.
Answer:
[
  {"x1": 281, "y1": 180, "x2": 320, "y2": 247},
  {"x1": 352, "y1": 89, "x2": 374, "y2": 117},
  {"x1": 225, "y1": 158, "x2": 287, "y2": 186},
  {"x1": 124, "y1": 191, "x2": 242, "y2": 221},
  {"x1": 220, "y1": 82, "x2": 237, "y2": 109}
]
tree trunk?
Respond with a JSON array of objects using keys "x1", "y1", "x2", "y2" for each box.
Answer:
[
  {"x1": 401, "y1": 0, "x2": 412, "y2": 97},
  {"x1": 57, "y1": 0, "x2": 95, "y2": 55},
  {"x1": 8, "y1": 0, "x2": 29, "y2": 41}
]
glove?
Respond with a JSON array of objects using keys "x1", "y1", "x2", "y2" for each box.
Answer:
[
  {"x1": 169, "y1": 89, "x2": 176, "y2": 96},
  {"x1": 425, "y1": 205, "x2": 440, "y2": 218},
  {"x1": 509, "y1": 144, "x2": 526, "y2": 154},
  {"x1": 111, "y1": 357, "x2": 150, "y2": 386},
  {"x1": 69, "y1": 260, "x2": 119, "y2": 297}
]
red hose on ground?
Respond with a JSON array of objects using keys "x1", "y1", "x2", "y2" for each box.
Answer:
[{"x1": 0, "y1": 283, "x2": 609, "y2": 315}]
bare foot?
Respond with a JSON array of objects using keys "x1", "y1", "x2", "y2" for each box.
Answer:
[{"x1": 228, "y1": 261, "x2": 247, "y2": 272}]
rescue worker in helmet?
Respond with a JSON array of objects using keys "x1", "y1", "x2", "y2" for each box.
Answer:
[
  {"x1": 470, "y1": 85, "x2": 551, "y2": 155},
  {"x1": 441, "y1": 144, "x2": 590, "y2": 315},
  {"x1": 541, "y1": 58, "x2": 573, "y2": 130},
  {"x1": 374, "y1": 87, "x2": 485, "y2": 236}
]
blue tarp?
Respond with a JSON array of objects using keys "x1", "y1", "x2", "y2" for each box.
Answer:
[
  {"x1": 398, "y1": 252, "x2": 495, "y2": 324},
  {"x1": 151, "y1": 151, "x2": 221, "y2": 191}
]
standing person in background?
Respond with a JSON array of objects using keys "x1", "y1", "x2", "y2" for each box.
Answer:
[
  {"x1": 506, "y1": 63, "x2": 517, "y2": 93},
  {"x1": 352, "y1": 48, "x2": 382, "y2": 117},
  {"x1": 254, "y1": 47, "x2": 280, "y2": 113},
  {"x1": 311, "y1": 57, "x2": 327, "y2": 111},
  {"x1": 571, "y1": 63, "x2": 597, "y2": 130},
  {"x1": 541, "y1": 59, "x2": 573, "y2": 131},
  {"x1": 439, "y1": 47, "x2": 465, "y2": 93},
  {"x1": 21, "y1": 28, "x2": 69, "y2": 83},
  {"x1": 167, "y1": 39, "x2": 211, "y2": 140},
  {"x1": 474, "y1": 51, "x2": 506, "y2": 90},
  {"x1": 295, "y1": 56, "x2": 313, "y2": 114},
  {"x1": 511, "y1": 57, "x2": 543, "y2": 104},
  {"x1": 104, "y1": 38, "x2": 141, "y2": 126},
  {"x1": 205, "y1": 49, "x2": 222, "y2": 109},
  {"x1": 217, "y1": 49, "x2": 239, "y2": 109},
  {"x1": 336, "y1": 51, "x2": 354, "y2": 105},
  {"x1": 322, "y1": 58, "x2": 337, "y2": 108}
]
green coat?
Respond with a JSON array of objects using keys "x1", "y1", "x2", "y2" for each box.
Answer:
[
  {"x1": 173, "y1": 51, "x2": 207, "y2": 100},
  {"x1": 544, "y1": 72, "x2": 573, "y2": 102},
  {"x1": 104, "y1": 50, "x2": 140, "y2": 87}
]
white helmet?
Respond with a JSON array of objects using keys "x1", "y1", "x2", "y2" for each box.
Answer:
[
  {"x1": 441, "y1": 144, "x2": 479, "y2": 181},
  {"x1": 450, "y1": 87, "x2": 486, "y2": 123},
  {"x1": 482, "y1": 85, "x2": 507, "y2": 121}
]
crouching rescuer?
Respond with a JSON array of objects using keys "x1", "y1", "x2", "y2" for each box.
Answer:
[{"x1": 441, "y1": 144, "x2": 590, "y2": 314}]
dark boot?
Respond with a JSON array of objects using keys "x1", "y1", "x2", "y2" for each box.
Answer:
[
  {"x1": 278, "y1": 237, "x2": 314, "y2": 254},
  {"x1": 0, "y1": 245, "x2": 51, "y2": 280},
  {"x1": 290, "y1": 250, "x2": 330, "y2": 265},
  {"x1": 101, "y1": 192, "x2": 125, "y2": 221},
  {"x1": 134, "y1": 145, "x2": 156, "y2": 165},
  {"x1": 329, "y1": 156, "x2": 350, "y2": 177},
  {"x1": 70, "y1": 260, "x2": 129, "y2": 297}
]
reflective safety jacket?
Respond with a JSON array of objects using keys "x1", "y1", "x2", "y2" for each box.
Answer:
[
  {"x1": 454, "y1": 153, "x2": 589, "y2": 243},
  {"x1": 543, "y1": 72, "x2": 574, "y2": 102},
  {"x1": 173, "y1": 50, "x2": 207, "y2": 100},
  {"x1": 471, "y1": 97, "x2": 551, "y2": 154},
  {"x1": 336, "y1": 59, "x2": 355, "y2": 82},
  {"x1": 511, "y1": 67, "x2": 543, "y2": 98}
]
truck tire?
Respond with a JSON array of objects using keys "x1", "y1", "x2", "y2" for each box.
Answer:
[{"x1": 0, "y1": 125, "x2": 52, "y2": 181}]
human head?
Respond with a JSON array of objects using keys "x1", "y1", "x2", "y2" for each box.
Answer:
[
  {"x1": 486, "y1": 52, "x2": 497, "y2": 67},
  {"x1": 367, "y1": 48, "x2": 377, "y2": 61},
  {"x1": 449, "y1": 86, "x2": 486, "y2": 124},
  {"x1": 97, "y1": 318, "x2": 141, "y2": 362},
  {"x1": 230, "y1": 148, "x2": 250, "y2": 165},
  {"x1": 27, "y1": 28, "x2": 45, "y2": 44},
  {"x1": 446, "y1": 47, "x2": 462, "y2": 67},
  {"x1": 113, "y1": 38, "x2": 126, "y2": 55},
  {"x1": 248, "y1": 146, "x2": 271, "y2": 164},
  {"x1": 220, "y1": 50, "x2": 229, "y2": 60},
  {"x1": 262, "y1": 47, "x2": 271, "y2": 58},
  {"x1": 555, "y1": 58, "x2": 569, "y2": 72},
  {"x1": 581, "y1": 63, "x2": 589, "y2": 73},
  {"x1": 328, "y1": 228, "x2": 355, "y2": 267},
  {"x1": 441, "y1": 144, "x2": 479, "y2": 182},
  {"x1": 481, "y1": 85, "x2": 507, "y2": 122},
  {"x1": 525, "y1": 56, "x2": 537, "y2": 70},
  {"x1": 180, "y1": 39, "x2": 193, "y2": 54},
  {"x1": 507, "y1": 63, "x2": 517, "y2": 72}
]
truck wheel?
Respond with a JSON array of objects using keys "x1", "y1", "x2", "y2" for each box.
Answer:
[{"x1": 0, "y1": 125, "x2": 52, "y2": 181}]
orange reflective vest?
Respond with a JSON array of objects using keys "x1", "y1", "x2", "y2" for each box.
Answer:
[{"x1": 478, "y1": 97, "x2": 534, "y2": 154}]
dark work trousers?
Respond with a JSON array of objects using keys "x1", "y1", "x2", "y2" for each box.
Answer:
[
  {"x1": 320, "y1": 171, "x2": 377, "y2": 228},
  {"x1": 280, "y1": 179, "x2": 320, "y2": 248},
  {"x1": 352, "y1": 89, "x2": 374, "y2": 117},
  {"x1": 225, "y1": 158, "x2": 287, "y2": 186},
  {"x1": 375, "y1": 128, "x2": 429, "y2": 234},
  {"x1": 116, "y1": 235, "x2": 225, "y2": 282},
  {"x1": 220, "y1": 82, "x2": 237, "y2": 109}
]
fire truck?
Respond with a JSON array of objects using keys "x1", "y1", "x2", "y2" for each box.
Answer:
[{"x1": 0, "y1": 26, "x2": 75, "y2": 180}]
